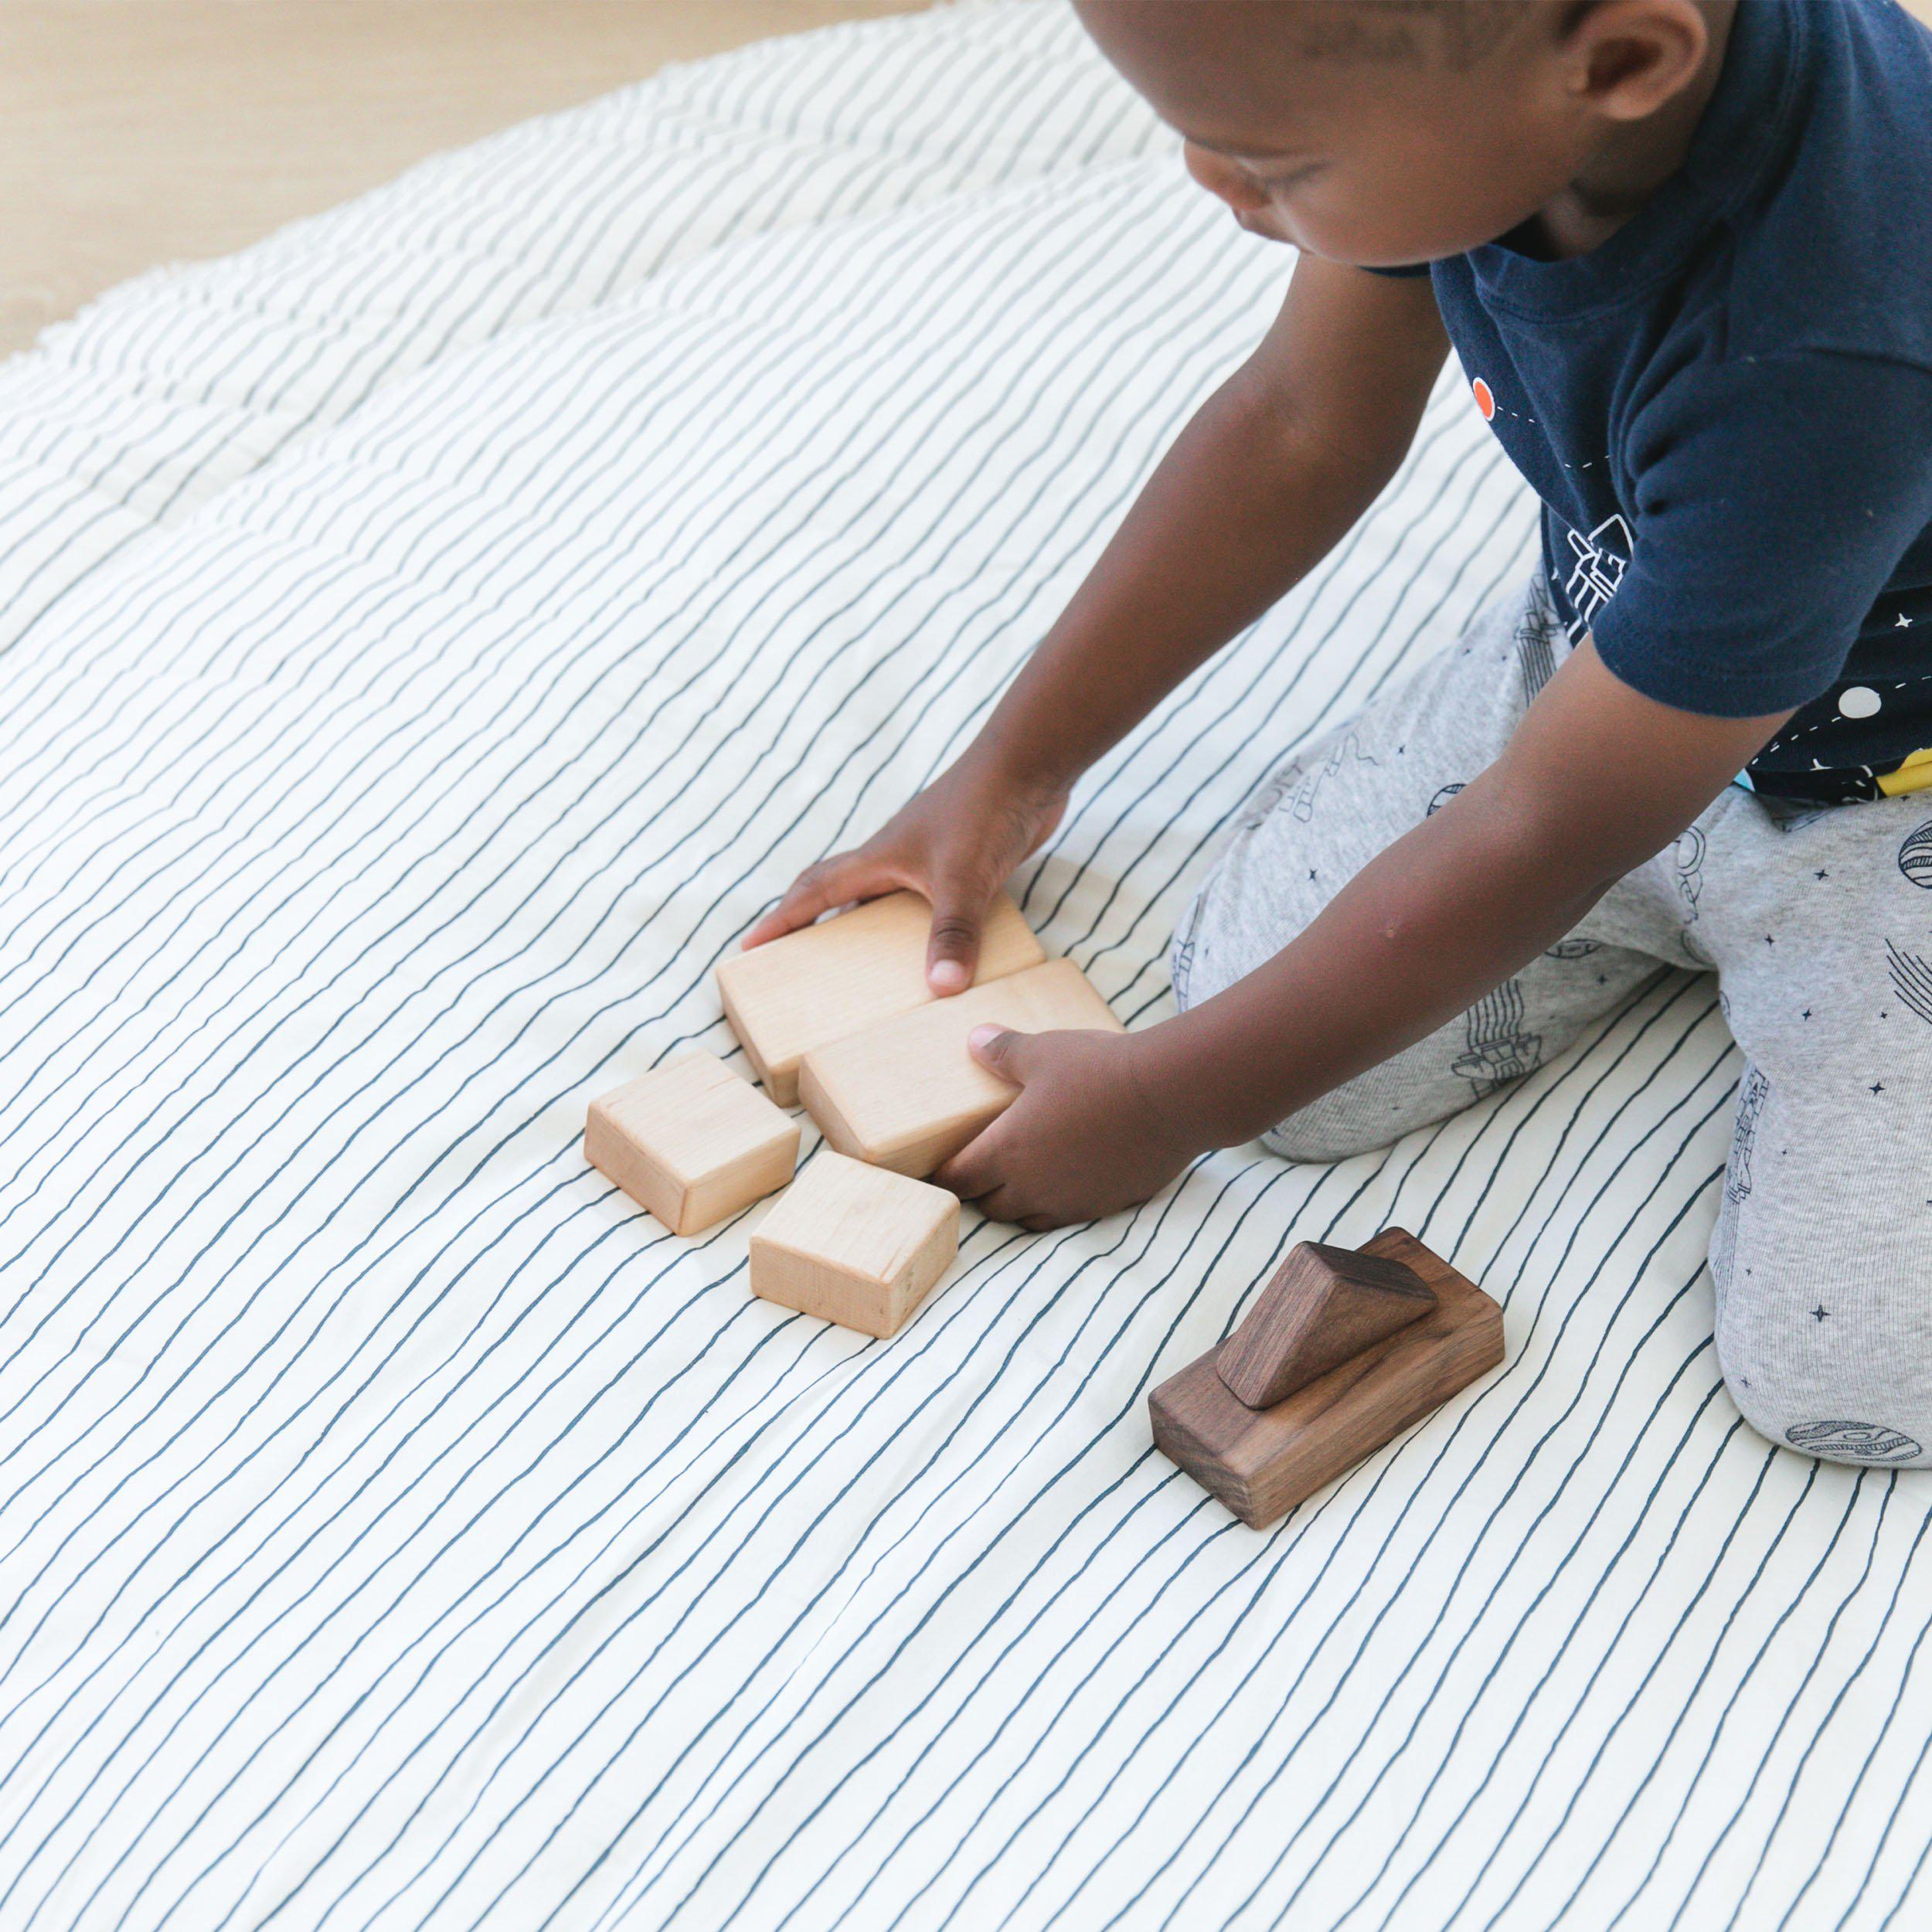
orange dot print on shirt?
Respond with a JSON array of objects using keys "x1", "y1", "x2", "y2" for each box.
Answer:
[{"x1": 1472, "y1": 377, "x2": 1496, "y2": 422}]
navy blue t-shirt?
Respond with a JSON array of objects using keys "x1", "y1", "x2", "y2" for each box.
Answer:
[{"x1": 1418, "y1": 0, "x2": 1932, "y2": 803}]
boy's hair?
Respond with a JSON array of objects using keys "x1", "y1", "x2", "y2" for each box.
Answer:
[{"x1": 1287, "y1": 0, "x2": 1546, "y2": 70}]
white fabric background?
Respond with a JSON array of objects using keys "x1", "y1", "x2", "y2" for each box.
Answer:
[{"x1": 1, "y1": 5, "x2": 1927, "y2": 1927}]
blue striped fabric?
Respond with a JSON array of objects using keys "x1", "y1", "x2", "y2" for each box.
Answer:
[{"x1": 1, "y1": 5, "x2": 1924, "y2": 1927}]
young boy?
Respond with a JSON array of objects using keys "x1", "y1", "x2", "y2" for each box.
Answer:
[{"x1": 742, "y1": 0, "x2": 1932, "y2": 1467}]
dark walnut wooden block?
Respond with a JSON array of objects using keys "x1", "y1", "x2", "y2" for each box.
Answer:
[
  {"x1": 1215, "y1": 1238, "x2": 1437, "y2": 1409},
  {"x1": 1148, "y1": 1229, "x2": 1503, "y2": 1529}
]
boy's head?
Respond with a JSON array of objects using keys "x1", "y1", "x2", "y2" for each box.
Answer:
[{"x1": 1073, "y1": 0, "x2": 1730, "y2": 267}]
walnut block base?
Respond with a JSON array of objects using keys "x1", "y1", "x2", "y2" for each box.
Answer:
[{"x1": 1148, "y1": 1228, "x2": 1503, "y2": 1529}]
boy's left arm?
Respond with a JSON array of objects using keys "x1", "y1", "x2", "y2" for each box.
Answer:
[{"x1": 932, "y1": 638, "x2": 1790, "y2": 1228}]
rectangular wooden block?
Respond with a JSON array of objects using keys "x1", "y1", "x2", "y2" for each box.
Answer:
[
  {"x1": 715, "y1": 889, "x2": 1046, "y2": 1105},
  {"x1": 584, "y1": 1049, "x2": 798, "y2": 1236},
  {"x1": 1148, "y1": 1230, "x2": 1503, "y2": 1529},
  {"x1": 796, "y1": 957, "x2": 1123, "y2": 1178},
  {"x1": 750, "y1": 1151, "x2": 960, "y2": 1338}
]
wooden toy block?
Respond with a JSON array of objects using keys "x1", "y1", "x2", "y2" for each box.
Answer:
[
  {"x1": 1148, "y1": 1229, "x2": 1503, "y2": 1529},
  {"x1": 796, "y1": 957, "x2": 1124, "y2": 1178},
  {"x1": 715, "y1": 889, "x2": 1046, "y2": 1106},
  {"x1": 750, "y1": 1150, "x2": 960, "y2": 1338},
  {"x1": 584, "y1": 1049, "x2": 798, "y2": 1236},
  {"x1": 1215, "y1": 1240, "x2": 1437, "y2": 1409}
]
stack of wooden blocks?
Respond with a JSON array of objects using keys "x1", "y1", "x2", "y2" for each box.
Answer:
[
  {"x1": 1148, "y1": 1229, "x2": 1505, "y2": 1527},
  {"x1": 582, "y1": 891, "x2": 1121, "y2": 1338}
]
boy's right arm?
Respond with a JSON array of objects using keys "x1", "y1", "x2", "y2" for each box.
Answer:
[{"x1": 740, "y1": 254, "x2": 1449, "y2": 989}]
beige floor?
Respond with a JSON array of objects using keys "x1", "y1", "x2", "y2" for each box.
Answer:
[{"x1": 0, "y1": 1, "x2": 928, "y2": 355}]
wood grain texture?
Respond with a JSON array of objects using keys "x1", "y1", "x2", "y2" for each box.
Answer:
[
  {"x1": 750, "y1": 1149, "x2": 958, "y2": 1337},
  {"x1": 716, "y1": 890, "x2": 1045, "y2": 1106},
  {"x1": 1215, "y1": 1240, "x2": 1437, "y2": 1410},
  {"x1": 797, "y1": 957, "x2": 1124, "y2": 1177},
  {"x1": 584, "y1": 1049, "x2": 798, "y2": 1236},
  {"x1": 1149, "y1": 1230, "x2": 1503, "y2": 1529}
]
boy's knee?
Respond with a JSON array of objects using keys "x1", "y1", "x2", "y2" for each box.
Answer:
[
  {"x1": 1713, "y1": 1219, "x2": 1932, "y2": 1468},
  {"x1": 1168, "y1": 852, "x2": 1324, "y2": 1022},
  {"x1": 1260, "y1": 1111, "x2": 1403, "y2": 1165},
  {"x1": 1173, "y1": 888, "x2": 1393, "y2": 1160},
  {"x1": 1710, "y1": 1084, "x2": 1932, "y2": 1468},
  {"x1": 1720, "y1": 1364, "x2": 1932, "y2": 1469},
  {"x1": 1258, "y1": 1073, "x2": 1454, "y2": 1164}
]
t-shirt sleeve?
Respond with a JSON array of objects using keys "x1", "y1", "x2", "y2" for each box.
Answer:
[{"x1": 1590, "y1": 350, "x2": 1932, "y2": 717}]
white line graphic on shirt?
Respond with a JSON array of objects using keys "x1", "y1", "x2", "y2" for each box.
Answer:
[{"x1": 1561, "y1": 512, "x2": 1633, "y2": 641}]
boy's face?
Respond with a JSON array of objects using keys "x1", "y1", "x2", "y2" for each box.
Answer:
[{"x1": 1073, "y1": 0, "x2": 1599, "y2": 267}]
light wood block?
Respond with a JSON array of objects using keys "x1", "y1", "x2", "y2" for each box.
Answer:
[
  {"x1": 1148, "y1": 1230, "x2": 1503, "y2": 1529},
  {"x1": 750, "y1": 1151, "x2": 959, "y2": 1337},
  {"x1": 1215, "y1": 1240, "x2": 1437, "y2": 1410},
  {"x1": 716, "y1": 889, "x2": 1046, "y2": 1106},
  {"x1": 797, "y1": 957, "x2": 1123, "y2": 1178},
  {"x1": 584, "y1": 1049, "x2": 798, "y2": 1236}
]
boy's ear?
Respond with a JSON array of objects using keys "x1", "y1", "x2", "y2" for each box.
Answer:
[{"x1": 1560, "y1": 0, "x2": 1712, "y2": 123}]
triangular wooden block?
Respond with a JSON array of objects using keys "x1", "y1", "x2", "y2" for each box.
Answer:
[
  {"x1": 1216, "y1": 1240, "x2": 1437, "y2": 1410},
  {"x1": 1151, "y1": 1230, "x2": 1499, "y2": 1528}
]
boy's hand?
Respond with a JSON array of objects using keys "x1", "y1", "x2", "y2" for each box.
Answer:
[
  {"x1": 930, "y1": 1024, "x2": 1197, "y2": 1229},
  {"x1": 740, "y1": 262, "x2": 1444, "y2": 998},
  {"x1": 740, "y1": 757, "x2": 1068, "y2": 994}
]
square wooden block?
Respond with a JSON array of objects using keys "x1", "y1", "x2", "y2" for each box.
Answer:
[
  {"x1": 750, "y1": 1151, "x2": 960, "y2": 1338},
  {"x1": 797, "y1": 957, "x2": 1123, "y2": 1178},
  {"x1": 584, "y1": 1049, "x2": 798, "y2": 1236},
  {"x1": 716, "y1": 889, "x2": 1046, "y2": 1105},
  {"x1": 1148, "y1": 1230, "x2": 1503, "y2": 1529}
]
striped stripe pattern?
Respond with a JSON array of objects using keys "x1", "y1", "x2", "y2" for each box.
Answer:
[{"x1": 1, "y1": 5, "x2": 1926, "y2": 1927}]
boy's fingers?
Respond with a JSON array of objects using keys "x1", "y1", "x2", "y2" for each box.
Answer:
[
  {"x1": 740, "y1": 855, "x2": 871, "y2": 948},
  {"x1": 974, "y1": 1185, "x2": 1056, "y2": 1230},
  {"x1": 924, "y1": 889, "x2": 985, "y2": 994},
  {"x1": 933, "y1": 1035, "x2": 1035, "y2": 1202},
  {"x1": 932, "y1": 1118, "x2": 1006, "y2": 1200},
  {"x1": 978, "y1": 1189, "x2": 1025, "y2": 1227},
  {"x1": 966, "y1": 1024, "x2": 1032, "y2": 1085}
]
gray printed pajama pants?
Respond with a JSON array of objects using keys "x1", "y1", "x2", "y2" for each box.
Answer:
[{"x1": 1172, "y1": 577, "x2": 1932, "y2": 1469}]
